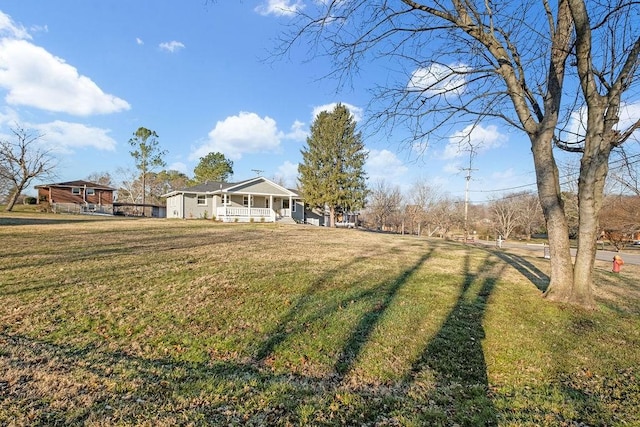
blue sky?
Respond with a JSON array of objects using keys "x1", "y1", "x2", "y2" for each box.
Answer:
[{"x1": 0, "y1": 1, "x2": 547, "y2": 202}]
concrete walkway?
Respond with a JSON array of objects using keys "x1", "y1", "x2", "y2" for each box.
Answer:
[{"x1": 476, "y1": 240, "x2": 640, "y2": 266}]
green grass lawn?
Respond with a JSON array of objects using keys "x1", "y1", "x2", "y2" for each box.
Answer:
[{"x1": 1, "y1": 213, "x2": 639, "y2": 426}]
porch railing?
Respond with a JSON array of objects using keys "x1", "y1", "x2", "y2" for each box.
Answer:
[{"x1": 216, "y1": 207, "x2": 275, "y2": 222}]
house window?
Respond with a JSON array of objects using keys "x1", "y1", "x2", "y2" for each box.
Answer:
[
  {"x1": 197, "y1": 195, "x2": 207, "y2": 206},
  {"x1": 292, "y1": 201, "x2": 296, "y2": 212},
  {"x1": 265, "y1": 198, "x2": 270, "y2": 209},
  {"x1": 243, "y1": 195, "x2": 253, "y2": 207},
  {"x1": 282, "y1": 199, "x2": 290, "y2": 209},
  {"x1": 86, "y1": 188, "x2": 95, "y2": 195},
  {"x1": 221, "y1": 194, "x2": 229, "y2": 205},
  {"x1": 72, "y1": 187, "x2": 81, "y2": 195}
]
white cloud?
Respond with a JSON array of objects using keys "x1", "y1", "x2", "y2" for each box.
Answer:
[
  {"x1": 168, "y1": 162, "x2": 188, "y2": 174},
  {"x1": 284, "y1": 120, "x2": 307, "y2": 141},
  {"x1": 136, "y1": 37, "x2": 144, "y2": 45},
  {"x1": 442, "y1": 161, "x2": 462, "y2": 174},
  {"x1": 408, "y1": 63, "x2": 469, "y2": 97},
  {"x1": 490, "y1": 168, "x2": 516, "y2": 181},
  {"x1": 366, "y1": 149, "x2": 409, "y2": 182},
  {"x1": 0, "y1": 38, "x2": 130, "y2": 115},
  {"x1": 29, "y1": 24, "x2": 48, "y2": 34},
  {"x1": 255, "y1": 0, "x2": 305, "y2": 16},
  {"x1": 560, "y1": 101, "x2": 640, "y2": 145},
  {"x1": 618, "y1": 102, "x2": 640, "y2": 132},
  {"x1": 159, "y1": 40, "x2": 185, "y2": 53},
  {"x1": 0, "y1": 11, "x2": 31, "y2": 40},
  {"x1": 442, "y1": 124, "x2": 506, "y2": 159},
  {"x1": 191, "y1": 112, "x2": 283, "y2": 160},
  {"x1": 34, "y1": 121, "x2": 118, "y2": 152},
  {"x1": 274, "y1": 160, "x2": 299, "y2": 187},
  {"x1": 312, "y1": 102, "x2": 363, "y2": 122},
  {"x1": 0, "y1": 106, "x2": 19, "y2": 126}
]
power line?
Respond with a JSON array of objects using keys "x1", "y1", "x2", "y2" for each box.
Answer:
[{"x1": 468, "y1": 152, "x2": 640, "y2": 195}]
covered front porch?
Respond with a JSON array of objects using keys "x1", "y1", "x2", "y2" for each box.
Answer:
[
  {"x1": 216, "y1": 206, "x2": 292, "y2": 222},
  {"x1": 215, "y1": 194, "x2": 296, "y2": 223}
]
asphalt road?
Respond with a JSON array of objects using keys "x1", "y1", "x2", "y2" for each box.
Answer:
[{"x1": 477, "y1": 240, "x2": 640, "y2": 266}]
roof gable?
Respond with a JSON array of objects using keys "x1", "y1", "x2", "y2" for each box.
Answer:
[
  {"x1": 163, "y1": 177, "x2": 299, "y2": 198},
  {"x1": 225, "y1": 177, "x2": 298, "y2": 196}
]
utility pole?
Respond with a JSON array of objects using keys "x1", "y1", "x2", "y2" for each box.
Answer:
[{"x1": 461, "y1": 146, "x2": 477, "y2": 242}]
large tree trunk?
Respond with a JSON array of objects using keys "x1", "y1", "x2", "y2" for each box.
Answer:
[
  {"x1": 572, "y1": 150, "x2": 608, "y2": 309},
  {"x1": 4, "y1": 177, "x2": 28, "y2": 212},
  {"x1": 329, "y1": 205, "x2": 336, "y2": 227},
  {"x1": 5, "y1": 188, "x2": 20, "y2": 212},
  {"x1": 530, "y1": 133, "x2": 575, "y2": 302},
  {"x1": 570, "y1": 95, "x2": 613, "y2": 309}
]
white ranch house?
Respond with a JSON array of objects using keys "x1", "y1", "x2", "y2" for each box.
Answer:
[{"x1": 162, "y1": 177, "x2": 306, "y2": 223}]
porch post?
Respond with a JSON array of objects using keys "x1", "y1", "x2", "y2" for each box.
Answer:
[
  {"x1": 222, "y1": 192, "x2": 227, "y2": 222},
  {"x1": 248, "y1": 193, "x2": 252, "y2": 221},
  {"x1": 270, "y1": 195, "x2": 274, "y2": 221},
  {"x1": 289, "y1": 196, "x2": 293, "y2": 218}
]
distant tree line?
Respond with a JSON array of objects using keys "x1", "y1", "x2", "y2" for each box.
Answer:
[{"x1": 359, "y1": 176, "x2": 640, "y2": 249}]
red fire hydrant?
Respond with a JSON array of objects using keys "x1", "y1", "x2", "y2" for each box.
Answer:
[{"x1": 612, "y1": 254, "x2": 624, "y2": 273}]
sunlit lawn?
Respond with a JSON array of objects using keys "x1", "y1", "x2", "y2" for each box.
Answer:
[{"x1": 1, "y1": 212, "x2": 639, "y2": 426}]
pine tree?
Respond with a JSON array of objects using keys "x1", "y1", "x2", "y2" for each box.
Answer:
[
  {"x1": 298, "y1": 104, "x2": 368, "y2": 227},
  {"x1": 193, "y1": 152, "x2": 233, "y2": 184},
  {"x1": 128, "y1": 127, "x2": 166, "y2": 209}
]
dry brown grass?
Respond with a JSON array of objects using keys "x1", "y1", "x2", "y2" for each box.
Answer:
[{"x1": 1, "y1": 213, "x2": 639, "y2": 426}]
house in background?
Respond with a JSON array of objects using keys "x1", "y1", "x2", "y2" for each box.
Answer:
[
  {"x1": 162, "y1": 176, "x2": 306, "y2": 223},
  {"x1": 35, "y1": 180, "x2": 116, "y2": 214}
]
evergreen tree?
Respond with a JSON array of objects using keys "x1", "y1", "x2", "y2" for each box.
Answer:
[
  {"x1": 128, "y1": 127, "x2": 166, "y2": 208},
  {"x1": 298, "y1": 104, "x2": 368, "y2": 227},
  {"x1": 193, "y1": 152, "x2": 233, "y2": 184}
]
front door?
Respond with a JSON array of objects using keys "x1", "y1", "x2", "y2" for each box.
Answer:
[{"x1": 280, "y1": 198, "x2": 291, "y2": 217}]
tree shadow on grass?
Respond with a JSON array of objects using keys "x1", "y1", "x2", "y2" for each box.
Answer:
[
  {"x1": 483, "y1": 248, "x2": 549, "y2": 292},
  {"x1": 253, "y1": 254, "x2": 381, "y2": 363},
  {"x1": 0, "y1": 246, "x2": 633, "y2": 425},
  {"x1": 0, "y1": 281, "x2": 76, "y2": 297},
  {"x1": 0, "y1": 216, "x2": 108, "y2": 226},
  {"x1": 333, "y1": 249, "x2": 435, "y2": 378},
  {"x1": 405, "y1": 250, "x2": 506, "y2": 425},
  {"x1": 253, "y1": 249, "x2": 435, "y2": 369}
]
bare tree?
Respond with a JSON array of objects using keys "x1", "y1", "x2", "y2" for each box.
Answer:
[
  {"x1": 86, "y1": 171, "x2": 114, "y2": 187},
  {"x1": 515, "y1": 192, "x2": 545, "y2": 240},
  {"x1": 115, "y1": 167, "x2": 143, "y2": 204},
  {"x1": 489, "y1": 197, "x2": 520, "y2": 240},
  {"x1": 599, "y1": 194, "x2": 640, "y2": 250},
  {"x1": 408, "y1": 180, "x2": 441, "y2": 236},
  {"x1": 0, "y1": 126, "x2": 57, "y2": 211},
  {"x1": 608, "y1": 149, "x2": 640, "y2": 196},
  {"x1": 426, "y1": 195, "x2": 464, "y2": 239},
  {"x1": 403, "y1": 204, "x2": 423, "y2": 235},
  {"x1": 283, "y1": 0, "x2": 640, "y2": 308},
  {"x1": 366, "y1": 180, "x2": 403, "y2": 231},
  {"x1": 490, "y1": 191, "x2": 544, "y2": 240}
]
